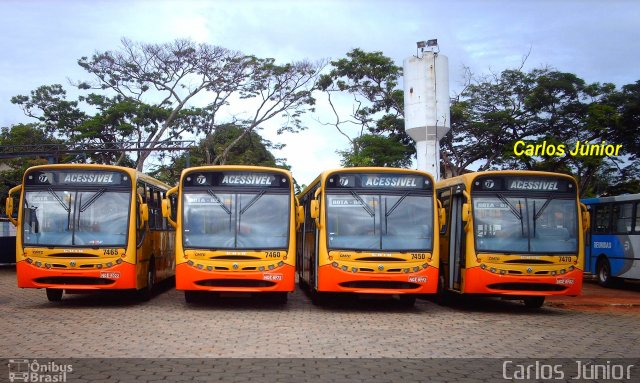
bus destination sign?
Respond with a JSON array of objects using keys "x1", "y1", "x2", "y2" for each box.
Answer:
[
  {"x1": 25, "y1": 170, "x2": 128, "y2": 186},
  {"x1": 184, "y1": 171, "x2": 289, "y2": 188},
  {"x1": 472, "y1": 175, "x2": 573, "y2": 193},
  {"x1": 328, "y1": 173, "x2": 431, "y2": 190}
]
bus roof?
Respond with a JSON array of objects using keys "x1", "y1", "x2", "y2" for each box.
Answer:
[
  {"x1": 298, "y1": 167, "x2": 434, "y2": 197},
  {"x1": 582, "y1": 193, "x2": 640, "y2": 205},
  {"x1": 436, "y1": 170, "x2": 577, "y2": 189}
]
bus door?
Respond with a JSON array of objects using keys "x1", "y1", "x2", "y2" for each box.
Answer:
[{"x1": 449, "y1": 188, "x2": 465, "y2": 292}]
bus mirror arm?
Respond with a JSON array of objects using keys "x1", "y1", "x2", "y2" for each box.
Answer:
[
  {"x1": 5, "y1": 185, "x2": 21, "y2": 226},
  {"x1": 580, "y1": 203, "x2": 590, "y2": 232}
]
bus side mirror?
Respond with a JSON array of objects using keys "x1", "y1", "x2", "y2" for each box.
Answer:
[
  {"x1": 6, "y1": 185, "x2": 21, "y2": 226},
  {"x1": 296, "y1": 205, "x2": 305, "y2": 231},
  {"x1": 310, "y1": 200, "x2": 319, "y2": 219},
  {"x1": 5, "y1": 197, "x2": 15, "y2": 226},
  {"x1": 580, "y1": 203, "x2": 590, "y2": 232},
  {"x1": 436, "y1": 199, "x2": 446, "y2": 232},
  {"x1": 438, "y1": 207, "x2": 446, "y2": 232},
  {"x1": 140, "y1": 203, "x2": 149, "y2": 224},
  {"x1": 462, "y1": 203, "x2": 470, "y2": 222},
  {"x1": 137, "y1": 194, "x2": 149, "y2": 225},
  {"x1": 162, "y1": 186, "x2": 178, "y2": 228}
]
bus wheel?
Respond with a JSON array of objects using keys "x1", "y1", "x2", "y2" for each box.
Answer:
[
  {"x1": 597, "y1": 258, "x2": 615, "y2": 287},
  {"x1": 139, "y1": 263, "x2": 156, "y2": 301},
  {"x1": 523, "y1": 296, "x2": 545, "y2": 308},
  {"x1": 434, "y1": 275, "x2": 450, "y2": 306},
  {"x1": 46, "y1": 288, "x2": 63, "y2": 302},
  {"x1": 398, "y1": 295, "x2": 416, "y2": 307}
]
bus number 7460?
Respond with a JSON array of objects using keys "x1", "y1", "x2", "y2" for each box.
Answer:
[{"x1": 266, "y1": 251, "x2": 281, "y2": 258}]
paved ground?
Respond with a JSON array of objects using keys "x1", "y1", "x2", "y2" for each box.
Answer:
[{"x1": 1, "y1": 265, "x2": 639, "y2": 382}]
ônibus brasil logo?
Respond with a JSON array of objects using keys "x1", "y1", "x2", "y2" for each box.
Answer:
[{"x1": 7, "y1": 359, "x2": 72, "y2": 382}]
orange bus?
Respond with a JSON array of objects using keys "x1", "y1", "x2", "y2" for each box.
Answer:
[
  {"x1": 436, "y1": 170, "x2": 590, "y2": 308},
  {"x1": 296, "y1": 168, "x2": 443, "y2": 306},
  {"x1": 5, "y1": 164, "x2": 175, "y2": 301},
  {"x1": 163, "y1": 166, "x2": 300, "y2": 303}
]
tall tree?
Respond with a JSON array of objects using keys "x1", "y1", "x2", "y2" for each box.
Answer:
[
  {"x1": 318, "y1": 49, "x2": 413, "y2": 167},
  {"x1": 76, "y1": 38, "x2": 323, "y2": 170}
]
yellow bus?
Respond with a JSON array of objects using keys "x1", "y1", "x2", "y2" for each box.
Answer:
[
  {"x1": 5, "y1": 164, "x2": 175, "y2": 301},
  {"x1": 436, "y1": 170, "x2": 590, "y2": 308},
  {"x1": 163, "y1": 165, "x2": 300, "y2": 303},
  {"x1": 297, "y1": 168, "x2": 443, "y2": 306}
]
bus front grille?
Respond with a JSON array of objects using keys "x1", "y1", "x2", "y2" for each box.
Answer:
[
  {"x1": 339, "y1": 281, "x2": 421, "y2": 290},
  {"x1": 487, "y1": 283, "x2": 567, "y2": 292},
  {"x1": 34, "y1": 277, "x2": 115, "y2": 285},
  {"x1": 195, "y1": 279, "x2": 276, "y2": 288}
]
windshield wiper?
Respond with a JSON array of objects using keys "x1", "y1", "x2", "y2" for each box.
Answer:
[
  {"x1": 533, "y1": 197, "x2": 554, "y2": 238},
  {"x1": 240, "y1": 190, "x2": 266, "y2": 215},
  {"x1": 496, "y1": 193, "x2": 525, "y2": 236},
  {"x1": 48, "y1": 188, "x2": 71, "y2": 212},
  {"x1": 79, "y1": 189, "x2": 106, "y2": 212},
  {"x1": 206, "y1": 190, "x2": 232, "y2": 215},
  {"x1": 385, "y1": 192, "x2": 409, "y2": 217},
  {"x1": 350, "y1": 191, "x2": 375, "y2": 217}
]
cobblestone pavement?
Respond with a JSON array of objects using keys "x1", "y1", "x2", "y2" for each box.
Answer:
[{"x1": 1, "y1": 266, "x2": 639, "y2": 382}]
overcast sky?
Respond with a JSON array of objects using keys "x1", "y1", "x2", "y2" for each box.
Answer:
[{"x1": 1, "y1": 0, "x2": 638, "y2": 185}]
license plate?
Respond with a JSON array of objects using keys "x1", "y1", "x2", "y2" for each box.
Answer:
[
  {"x1": 408, "y1": 276, "x2": 427, "y2": 283},
  {"x1": 263, "y1": 273, "x2": 283, "y2": 281},
  {"x1": 556, "y1": 278, "x2": 575, "y2": 285},
  {"x1": 100, "y1": 272, "x2": 120, "y2": 279}
]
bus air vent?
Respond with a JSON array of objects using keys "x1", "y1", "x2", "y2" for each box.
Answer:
[
  {"x1": 487, "y1": 283, "x2": 567, "y2": 292},
  {"x1": 386, "y1": 268, "x2": 402, "y2": 273},
  {"x1": 355, "y1": 257, "x2": 406, "y2": 262},
  {"x1": 195, "y1": 279, "x2": 276, "y2": 288},
  {"x1": 47, "y1": 253, "x2": 99, "y2": 258},
  {"x1": 359, "y1": 268, "x2": 375, "y2": 272},
  {"x1": 211, "y1": 255, "x2": 262, "y2": 260},
  {"x1": 339, "y1": 281, "x2": 420, "y2": 290},
  {"x1": 503, "y1": 260, "x2": 553, "y2": 264},
  {"x1": 34, "y1": 277, "x2": 115, "y2": 285}
]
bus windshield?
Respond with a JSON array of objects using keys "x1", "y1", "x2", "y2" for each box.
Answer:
[
  {"x1": 326, "y1": 192, "x2": 433, "y2": 251},
  {"x1": 473, "y1": 195, "x2": 577, "y2": 254},
  {"x1": 22, "y1": 189, "x2": 130, "y2": 247},
  {"x1": 182, "y1": 191, "x2": 290, "y2": 249}
]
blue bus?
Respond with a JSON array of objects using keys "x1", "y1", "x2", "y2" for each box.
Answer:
[{"x1": 582, "y1": 193, "x2": 640, "y2": 286}]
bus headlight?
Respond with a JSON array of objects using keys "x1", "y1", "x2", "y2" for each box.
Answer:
[
  {"x1": 568, "y1": 266, "x2": 575, "y2": 272},
  {"x1": 480, "y1": 264, "x2": 486, "y2": 270},
  {"x1": 490, "y1": 268, "x2": 496, "y2": 273},
  {"x1": 331, "y1": 262, "x2": 338, "y2": 268}
]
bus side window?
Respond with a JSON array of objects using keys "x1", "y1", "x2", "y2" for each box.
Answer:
[
  {"x1": 594, "y1": 204, "x2": 611, "y2": 234},
  {"x1": 612, "y1": 203, "x2": 633, "y2": 234}
]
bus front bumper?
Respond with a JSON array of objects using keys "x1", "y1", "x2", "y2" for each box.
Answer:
[
  {"x1": 16, "y1": 260, "x2": 137, "y2": 290},
  {"x1": 317, "y1": 264, "x2": 438, "y2": 294},
  {"x1": 463, "y1": 266, "x2": 583, "y2": 296},
  {"x1": 175, "y1": 263, "x2": 295, "y2": 292}
]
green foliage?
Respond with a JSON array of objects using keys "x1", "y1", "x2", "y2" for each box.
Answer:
[
  {"x1": 322, "y1": 49, "x2": 413, "y2": 168},
  {"x1": 150, "y1": 124, "x2": 288, "y2": 185},
  {"x1": 0, "y1": 124, "x2": 59, "y2": 215}
]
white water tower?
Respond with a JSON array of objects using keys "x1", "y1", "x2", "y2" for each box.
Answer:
[{"x1": 403, "y1": 39, "x2": 450, "y2": 180}]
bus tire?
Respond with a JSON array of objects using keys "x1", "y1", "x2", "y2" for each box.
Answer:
[
  {"x1": 138, "y1": 261, "x2": 156, "y2": 301},
  {"x1": 523, "y1": 296, "x2": 545, "y2": 308},
  {"x1": 46, "y1": 288, "x2": 63, "y2": 302},
  {"x1": 434, "y1": 275, "x2": 450, "y2": 306},
  {"x1": 596, "y1": 257, "x2": 616, "y2": 287}
]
